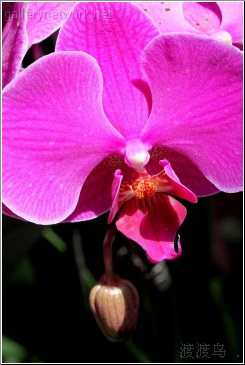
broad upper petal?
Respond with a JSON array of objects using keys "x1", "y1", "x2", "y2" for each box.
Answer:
[
  {"x1": 141, "y1": 34, "x2": 243, "y2": 193},
  {"x1": 56, "y1": 2, "x2": 159, "y2": 138},
  {"x1": 116, "y1": 194, "x2": 186, "y2": 263},
  {"x1": 2, "y1": 51, "x2": 124, "y2": 224}
]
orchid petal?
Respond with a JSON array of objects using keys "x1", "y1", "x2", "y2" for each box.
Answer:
[
  {"x1": 108, "y1": 170, "x2": 124, "y2": 224},
  {"x1": 2, "y1": 52, "x2": 124, "y2": 224},
  {"x1": 135, "y1": 2, "x2": 242, "y2": 47},
  {"x1": 56, "y1": 2, "x2": 159, "y2": 137},
  {"x1": 2, "y1": 203, "x2": 22, "y2": 220},
  {"x1": 65, "y1": 161, "x2": 118, "y2": 222},
  {"x1": 66, "y1": 157, "x2": 131, "y2": 222},
  {"x1": 108, "y1": 169, "x2": 135, "y2": 224},
  {"x1": 158, "y1": 160, "x2": 197, "y2": 203},
  {"x1": 26, "y1": 2, "x2": 76, "y2": 47},
  {"x1": 2, "y1": 2, "x2": 14, "y2": 31},
  {"x1": 219, "y1": 2, "x2": 243, "y2": 46},
  {"x1": 182, "y1": 2, "x2": 222, "y2": 35},
  {"x1": 2, "y1": 2, "x2": 75, "y2": 88},
  {"x1": 2, "y1": 3, "x2": 28, "y2": 88},
  {"x1": 141, "y1": 34, "x2": 243, "y2": 193},
  {"x1": 116, "y1": 194, "x2": 186, "y2": 263},
  {"x1": 134, "y1": 2, "x2": 199, "y2": 34},
  {"x1": 147, "y1": 146, "x2": 218, "y2": 197}
]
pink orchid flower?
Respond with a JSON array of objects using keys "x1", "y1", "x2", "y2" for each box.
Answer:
[
  {"x1": 2, "y1": 1, "x2": 75, "y2": 88},
  {"x1": 135, "y1": 1, "x2": 243, "y2": 48},
  {"x1": 2, "y1": 3, "x2": 242, "y2": 262}
]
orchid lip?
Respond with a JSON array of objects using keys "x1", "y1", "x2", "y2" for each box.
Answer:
[
  {"x1": 132, "y1": 176, "x2": 159, "y2": 199},
  {"x1": 108, "y1": 159, "x2": 198, "y2": 263},
  {"x1": 109, "y1": 159, "x2": 198, "y2": 226}
]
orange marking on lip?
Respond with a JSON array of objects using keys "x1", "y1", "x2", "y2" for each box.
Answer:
[{"x1": 132, "y1": 178, "x2": 158, "y2": 199}]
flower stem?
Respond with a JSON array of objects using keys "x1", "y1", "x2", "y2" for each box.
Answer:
[{"x1": 103, "y1": 228, "x2": 116, "y2": 286}]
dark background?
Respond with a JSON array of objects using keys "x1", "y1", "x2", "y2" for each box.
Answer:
[{"x1": 2, "y1": 192, "x2": 243, "y2": 363}]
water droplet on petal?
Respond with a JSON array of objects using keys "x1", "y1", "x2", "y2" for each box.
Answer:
[
  {"x1": 28, "y1": 183, "x2": 33, "y2": 188},
  {"x1": 49, "y1": 140, "x2": 55, "y2": 146}
]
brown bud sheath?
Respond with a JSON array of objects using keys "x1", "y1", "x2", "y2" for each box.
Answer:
[{"x1": 89, "y1": 274, "x2": 139, "y2": 342}]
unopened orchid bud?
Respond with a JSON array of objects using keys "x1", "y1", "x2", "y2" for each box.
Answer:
[{"x1": 89, "y1": 274, "x2": 139, "y2": 342}]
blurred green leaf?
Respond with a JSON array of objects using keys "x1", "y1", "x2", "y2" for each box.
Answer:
[
  {"x1": 125, "y1": 339, "x2": 153, "y2": 363},
  {"x1": 42, "y1": 227, "x2": 67, "y2": 253},
  {"x1": 2, "y1": 216, "x2": 43, "y2": 286},
  {"x1": 210, "y1": 277, "x2": 238, "y2": 360},
  {"x1": 2, "y1": 336, "x2": 42, "y2": 363},
  {"x1": 7, "y1": 257, "x2": 36, "y2": 287},
  {"x1": 2, "y1": 336, "x2": 27, "y2": 363}
]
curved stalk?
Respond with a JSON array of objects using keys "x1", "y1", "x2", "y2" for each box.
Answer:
[{"x1": 103, "y1": 228, "x2": 116, "y2": 286}]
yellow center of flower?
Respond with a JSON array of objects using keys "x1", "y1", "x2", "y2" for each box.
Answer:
[{"x1": 132, "y1": 178, "x2": 158, "y2": 199}]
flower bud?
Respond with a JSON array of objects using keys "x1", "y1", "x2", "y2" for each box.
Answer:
[{"x1": 89, "y1": 274, "x2": 139, "y2": 342}]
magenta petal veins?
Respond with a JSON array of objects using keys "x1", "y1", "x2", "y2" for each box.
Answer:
[
  {"x1": 2, "y1": 8, "x2": 242, "y2": 263},
  {"x1": 135, "y1": 2, "x2": 243, "y2": 47},
  {"x1": 2, "y1": 52, "x2": 124, "y2": 224},
  {"x1": 141, "y1": 34, "x2": 243, "y2": 193},
  {"x1": 2, "y1": 2, "x2": 75, "y2": 88},
  {"x1": 26, "y1": 2, "x2": 76, "y2": 47},
  {"x1": 56, "y1": 2, "x2": 160, "y2": 137},
  {"x1": 2, "y1": 3, "x2": 28, "y2": 88}
]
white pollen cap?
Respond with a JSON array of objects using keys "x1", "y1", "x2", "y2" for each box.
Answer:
[
  {"x1": 124, "y1": 138, "x2": 150, "y2": 170},
  {"x1": 128, "y1": 151, "x2": 150, "y2": 168},
  {"x1": 212, "y1": 30, "x2": 232, "y2": 45}
]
